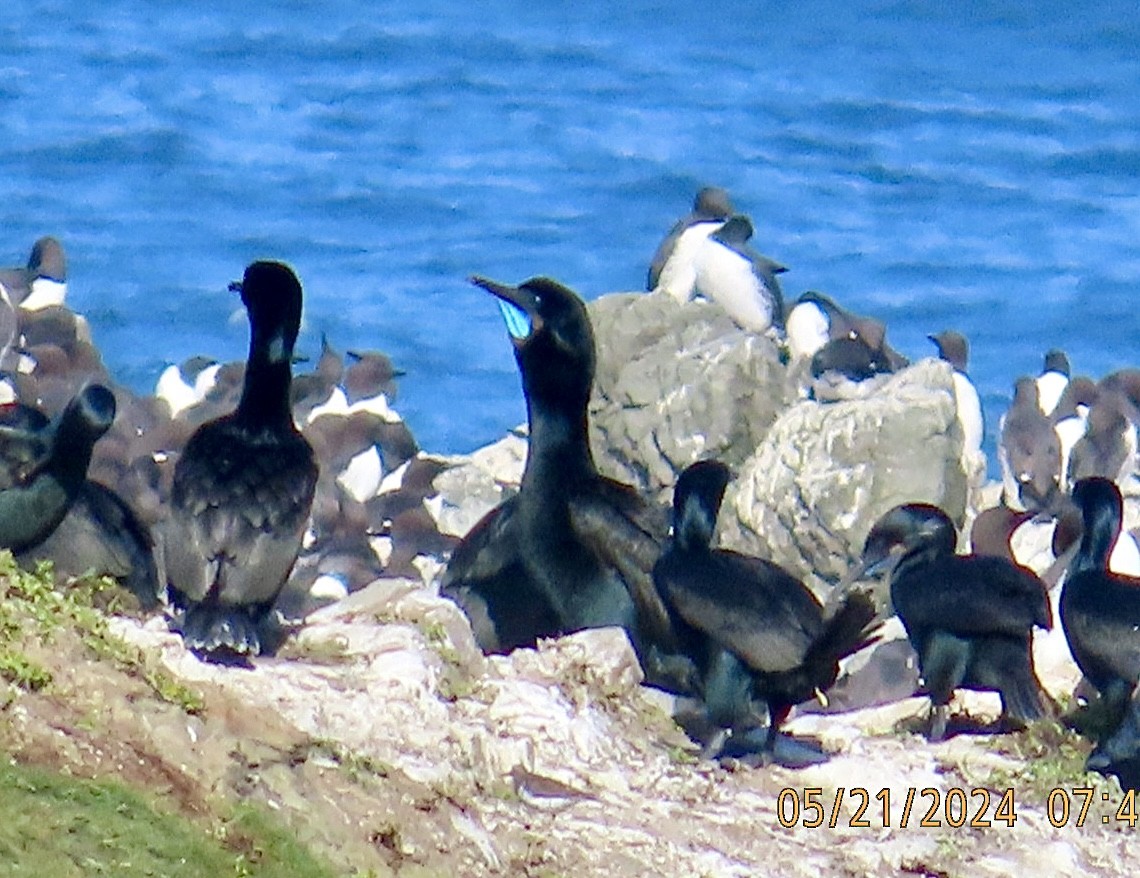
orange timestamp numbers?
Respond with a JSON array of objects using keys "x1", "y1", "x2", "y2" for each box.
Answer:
[{"x1": 776, "y1": 786, "x2": 1138, "y2": 829}]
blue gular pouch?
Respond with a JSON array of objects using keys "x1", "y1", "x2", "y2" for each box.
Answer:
[{"x1": 497, "y1": 299, "x2": 532, "y2": 340}]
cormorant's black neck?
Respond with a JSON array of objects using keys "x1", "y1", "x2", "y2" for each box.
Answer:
[
  {"x1": 236, "y1": 331, "x2": 295, "y2": 430},
  {"x1": 521, "y1": 395, "x2": 595, "y2": 489},
  {"x1": 50, "y1": 426, "x2": 99, "y2": 494},
  {"x1": 1072, "y1": 496, "x2": 1119, "y2": 578},
  {"x1": 674, "y1": 492, "x2": 717, "y2": 553}
]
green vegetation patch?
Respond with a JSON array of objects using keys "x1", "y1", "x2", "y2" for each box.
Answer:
[
  {"x1": 0, "y1": 553, "x2": 203, "y2": 713},
  {"x1": 0, "y1": 760, "x2": 337, "y2": 877},
  {"x1": 986, "y1": 718, "x2": 1117, "y2": 802}
]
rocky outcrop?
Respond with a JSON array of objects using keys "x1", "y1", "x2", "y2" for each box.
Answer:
[
  {"x1": 429, "y1": 296, "x2": 969, "y2": 601},
  {"x1": 587, "y1": 291, "x2": 793, "y2": 498},
  {"x1": 721, "y1": 358, "x2": 968, "y2": 592},
  {"x1": 427, "y1": 430, "x2": 527, "y2": 539},
  {"x1": 89, "y1": 578, "x2": 1128, "y2": 878}
]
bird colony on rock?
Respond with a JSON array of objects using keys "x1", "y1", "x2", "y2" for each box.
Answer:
[{"x1": 1, "y1": 188, "x2": 1138, "y2": 791}]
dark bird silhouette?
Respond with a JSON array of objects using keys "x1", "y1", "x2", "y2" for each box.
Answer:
[
  {"x1": 161, "y1": 261, "x2": 318, "y2": 658},
  {"x1": 22, "y1": 479, "x2": 161, "y2": 610},
  {"x1": 1087, "y1": 685, "x2": 1140, "y2": 793},
  {"x1": 653, "y1": 460, "x2": 878, "y2": 761},
  {"x1": 0, "y1": 394, "x2": 159, "y2": 607},
  {"x1": 441, "y1": 275, "x2": 693, "y2": 693},
  {"x1": 0, "y1": 384, "x2": 116, "y2": 552},
  {"x1": 1061, "y1": 477, "x2": 1140, "y2": 724},
  {"x1": 807, "y1": 334, "x2": 895, "y2": 401},
  {"x1": 859, "y1": 503, "x2": 1053, "y2": 740}
]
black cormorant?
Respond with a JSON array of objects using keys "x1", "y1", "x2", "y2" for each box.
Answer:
[
  {"x1": 1061, "y1": 477, "x2": 1140, "y2": 724},
  {"x1": 161, "y1": 261, "x2": 318, "y2": 658},
  {"x1": 859, "y1": 502, "x2": 1053, "y2": 739},
  {"x1": 441, "y1": 275, "x2": 693, "y2": 693},
  {"x1": 654, "y1": 460, "x2": 879, "y2": 760}
]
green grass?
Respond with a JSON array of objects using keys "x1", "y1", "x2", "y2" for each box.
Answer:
[
  {"x1": 0, "y1": 761, "x2": 337, "y2": 878},
  {"x1": 984, "y1": 718, "x2": 1117, "y2": 802},
  {"x1": 0, "y1": 553, "x2": 204, "y2": 713}
]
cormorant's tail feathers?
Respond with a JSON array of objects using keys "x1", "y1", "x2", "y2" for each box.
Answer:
[
  {"x1": 809, "y1": 589, "x2": 881, "y2": 668},
  {"x1": 1000, "y1": 665, "x2": 1053, "y2": 725}
]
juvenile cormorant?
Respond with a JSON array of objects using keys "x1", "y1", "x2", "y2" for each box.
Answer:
[
  {"x1": 860, "y1": 502, "x2": 1053, "y2": 739},
  {"x1": 653, "y1": 460, "x2": 879, "y2": 759}
]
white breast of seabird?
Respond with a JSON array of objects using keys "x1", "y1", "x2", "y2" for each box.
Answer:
[
  {"x1": 655, "y1": 220, "x2": 724, "y2": 303},
  {"x1": 193, "y1": 362, "x2": 222, "y2": 400},
  {"x1": 693, "y1": 237, "x2": 775, "y2": 333},
  {"x1": 377, "y1": 459, "x2": 410, "y2": 496},
  {"x1": 1035, "y1": 371, "x2": 1068, "y2": 417},
  {"x1": 786, "y1": 300, "x2": 830, "y2": 360},
  {"x1": 1118, "y1": 421, "x2": 1139, "y2": 488},
  {"x1": 996, "y1": 412, "x2": 1025, "y2": 512},
  {"x1": 155, "y1": 364, "x2": 198, "y2": 418},
  {"x1": 20, "y1": 278, "x2": 67, "y2": 311},
  {"x1": 950, "y1": 369, "x2": 984, "y2": 455},
  {"x1": 347, "y1": 390, "x2": 400, "y2": 423},
  {"x1": 1054, "y1": 413, "x2": 1087, "y2": 492},
  {"x1": 306, "y1": 386, "x2": 350, "y2": 424},
  {"x1": 337, "y1": 445, "x2": 384, "y2": 503},
  {"x1": 1110, "y1": 530, "x2": 1140, "y2": 577},
  {"x1": 309, "y1": 572, "x2": 350, "y2": 605}
]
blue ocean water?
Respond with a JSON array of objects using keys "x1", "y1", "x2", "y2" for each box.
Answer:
[{"x1": 2, "y1": 1, "x2": 1138, "y2": 461}]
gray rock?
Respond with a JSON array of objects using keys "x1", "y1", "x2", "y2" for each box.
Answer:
[
  {"x1": 428, "y1": 431, "x2": 526, "y2": 538},
  {"x1": 720, "y1": 358, "x2": 968, "y2": 593},
  {"x1": 587, "y1": 291, "x2": 792, "y2": 498}
]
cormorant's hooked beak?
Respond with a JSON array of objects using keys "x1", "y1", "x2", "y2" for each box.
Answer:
[
  {"x1": 849, "y1": 543, "x2": 906, "y2": 582},
  {"x1": 820, "y1": 545, "x2": 900, "y2": 616},
  {"x1": 228, "y1": 280, "x2": 242, "y2": 294},
  {"x1": 470, "y1": 275, "x2": 541, "y2": 344}
]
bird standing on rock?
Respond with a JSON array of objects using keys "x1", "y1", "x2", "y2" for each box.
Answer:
[
  {"x1": 858, "y1": 502, "x2": 1053, "y2": 740},
  {"x1": 442, "y1": 275, "x2": 695, "y2": 694},
  {"x1": 648, "y1": 186, "x2": 734, "y2": 302},
  {"x1": 999, "y1": 377, "x2": 1062, "y2": 513},
  {"x1": 161, "y1": 261, "x2": 317, "y2": 659},
  {"x1": 654, "y1": 460, "x2": 879, "y2": 763},
  {"x1": 0, "y1": 235, "x2": 68, "y2": 311},
  {"x1": 1061, "y1": 477, "x2": 1140, "y2": 723},
  {"x1": 692, "y1": 214, "x2": 786, "y2": 335},
  {"x1": 928, "y1": 330, "x2": 985, "y2": 483},
  {"x1": 1035, "y1": 349, "x2": 1071, "y2": 418}
]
